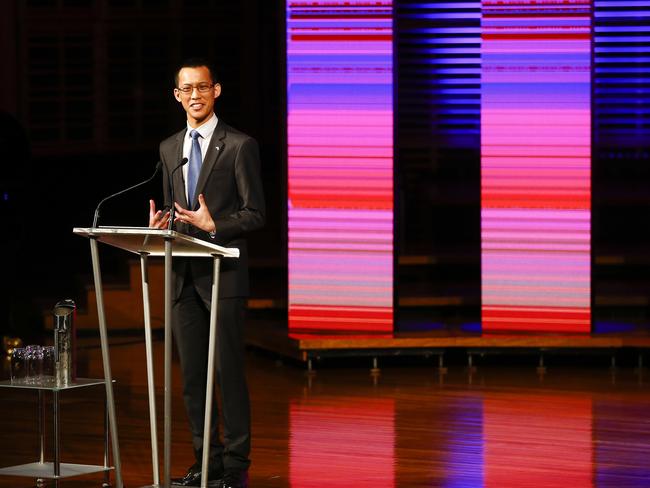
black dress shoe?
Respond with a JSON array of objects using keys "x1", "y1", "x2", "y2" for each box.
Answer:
[
  {"x1": 219, "y1": 469, "x2": 249, "y2": 488},
  {"x1": 172, "y1": 462, "x2": 224, "y2": 486}
]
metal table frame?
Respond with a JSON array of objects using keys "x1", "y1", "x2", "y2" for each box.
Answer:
[{"x1": 0, "y1": 378, "x2": 112, "y2": 487}]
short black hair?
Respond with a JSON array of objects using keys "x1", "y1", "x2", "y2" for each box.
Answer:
[{"x1": 174, "y1": 57, "x2": 220, "y2": 87}]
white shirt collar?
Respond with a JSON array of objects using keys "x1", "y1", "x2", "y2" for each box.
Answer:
[{"x1": 186, "y1": 113, "x2": 218, "y2": 139}]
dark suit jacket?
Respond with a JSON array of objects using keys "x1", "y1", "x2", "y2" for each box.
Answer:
[{"x1": 159, "y1": 119, "x2": 265, "y2": 302}]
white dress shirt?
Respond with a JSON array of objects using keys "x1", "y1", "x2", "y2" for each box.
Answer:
[{"x1": 182, "y1": 113, "x2": 218, "y2": 205}]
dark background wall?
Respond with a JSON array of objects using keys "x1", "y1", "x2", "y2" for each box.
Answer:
[
  {"x1": 0, "y1": 0, "x2": 285, "y2": 338},
  {"x1": 395, "y1": 1, "x2": 481, "y2": 330}
]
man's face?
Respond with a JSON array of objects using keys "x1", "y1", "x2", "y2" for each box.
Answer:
[{"x1": 174, "y1": 66, "x2": 221, "y2": 127}]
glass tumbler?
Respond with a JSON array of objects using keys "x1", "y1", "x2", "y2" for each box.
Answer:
[
  {"x1": 10, "y1": 347, "x2": 27, "y2": 384},
  {"x1": 25, "y1": 345, "x2": 43, "y2": 384},
  {"x1": 42, "y1": 346, "x2": 56, "y2": 385}
]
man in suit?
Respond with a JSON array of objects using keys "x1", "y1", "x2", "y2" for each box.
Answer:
[{"x1": 149, "y1": 58, "x2": 265, "y2": 488}]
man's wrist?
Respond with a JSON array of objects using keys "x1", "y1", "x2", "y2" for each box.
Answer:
[{"x1": 208, "y1": 223, "x2": 217, "y2": 238}]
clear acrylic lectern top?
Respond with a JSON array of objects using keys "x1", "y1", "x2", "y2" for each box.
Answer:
[{"x1": 73, "y1": 227, "x2": 240, "y2": 258}]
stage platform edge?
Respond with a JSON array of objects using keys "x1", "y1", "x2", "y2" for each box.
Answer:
[{"x1": 245, "y1": 321, "x2": 650, "y2": 363}]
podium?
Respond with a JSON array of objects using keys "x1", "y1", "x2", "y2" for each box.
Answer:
[{"x1": 74, "y1": 227, "x2": 240, "y2": 488}]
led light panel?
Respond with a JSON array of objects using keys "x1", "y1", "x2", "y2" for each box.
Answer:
[
  {"x1": 481, "y1": 0, "x2": 592, "y2": 333},
  {"x1": 287, "y1": 0, "x2": 394, "y2": 333}
]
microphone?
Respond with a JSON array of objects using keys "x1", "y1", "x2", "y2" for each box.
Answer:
[
  {"x1": 92, "y1": 161, "x2": 163, "y2": 228},
  {"x1": 168, "y1": 157, "x2": 188, "y2": 231}
]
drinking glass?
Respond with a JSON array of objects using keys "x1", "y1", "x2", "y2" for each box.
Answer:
[
  {"x1": 42, "y1": 346, "x2": 56, "y2": 385},
  {"x1": 10, "y1": 348, "x2": 27, "y2": 384},
  {"x1": 25, "y1": 345, "x2": 43, "y2": 384}
]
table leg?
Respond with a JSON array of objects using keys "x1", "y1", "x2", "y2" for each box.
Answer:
[
  {"x1": 37, "y1": 390, "x2": 45, "y2": 488},
  {"x1": 103, "y1": 395, "x2": 111, "y2": 487},
  {"x1": 53, "y1": 390, "x2": 60, "y2": 488}
]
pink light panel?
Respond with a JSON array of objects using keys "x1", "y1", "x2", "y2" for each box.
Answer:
[
  {"x1": 287, "y1": 1, "x2": 394, "y2": 333},
  {"x1": 481, "y1": 0, "x2": 592, "y2": 333}
]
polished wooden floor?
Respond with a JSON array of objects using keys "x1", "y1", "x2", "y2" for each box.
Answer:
[{"x1": 1, "y1": 338, "x2": 649, "y2": 487}]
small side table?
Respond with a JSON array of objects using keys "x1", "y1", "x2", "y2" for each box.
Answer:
[{"x1": 0, "y1": 378, "x2": 113, "y2": 487}]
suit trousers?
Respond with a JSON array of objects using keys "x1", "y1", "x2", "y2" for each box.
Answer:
[{"x1": 172, "y1": 278, "x2": 251, "y2": 471}]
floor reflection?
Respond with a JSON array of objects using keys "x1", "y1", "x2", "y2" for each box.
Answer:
[
  {"x1": 484, "y1": 393, "x2": 593, "y2": 488},
  {"x1": 289, "y1": 397, "x2": 395, "y2": 488},
  {"x1": 595, "y1": 399, "x2": 650, "y2": 487},
  {"x1": 286, "y1": 377, "x2": 650, "y2": 488},
  {"x1": 441, "y1": 395, "x2": 484, "y2": 488}
]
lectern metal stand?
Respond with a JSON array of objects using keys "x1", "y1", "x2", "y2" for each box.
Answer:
[
  {"x1": 163, "y1": 237, "x2": 172, "y2": 487},
  {"x1": 89, "y1": 236, "x2": 124, "y2": 488},
  {"x1": 201, "y1": 255, "x2": 221, "y2": 485},
  {"x1": 140, "y1": 252, "x2": 160, "y2": 486},
  {"x1": 74, "y1": 227, "x2": 239, "y2": 488}
]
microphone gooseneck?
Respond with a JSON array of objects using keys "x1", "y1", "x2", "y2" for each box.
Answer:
[
  {"x1": 92, "y1": 161, "x2": 163, "y2": 228},
  {"x1": 168, "y1": 157, "x2": 189, "y2": 231}
]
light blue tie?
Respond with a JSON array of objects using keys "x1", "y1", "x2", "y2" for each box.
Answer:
[{"x1": 187, "y1": 129, "x2": 202, "y2": 206}]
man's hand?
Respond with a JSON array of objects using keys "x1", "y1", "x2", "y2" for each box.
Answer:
[
  {"x1": 174, "y1": 194, "x2": 216, "y2": 234},
  {"x1": 149, "y1": 199, "x2": 170, "y2": 229}
]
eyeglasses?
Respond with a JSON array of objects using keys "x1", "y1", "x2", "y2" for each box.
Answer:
[{"x1": 176, "y1": 83, "x2": 214, "y2": 94}]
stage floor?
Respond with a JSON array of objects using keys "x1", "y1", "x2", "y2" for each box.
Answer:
[{"x1": 0, "y1": 338, "x2": 649, "y2": 487}]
